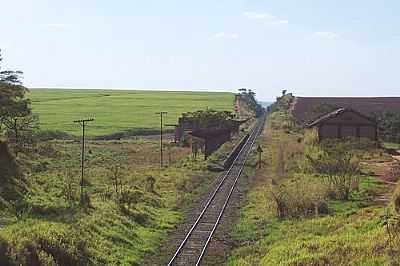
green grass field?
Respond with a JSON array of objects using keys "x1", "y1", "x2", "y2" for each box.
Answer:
[{"x1": 28, "y1": 89, "x2": 234, "y2": 136}]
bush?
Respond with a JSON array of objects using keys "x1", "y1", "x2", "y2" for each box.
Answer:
[
  {"x1": 144, "y1": 176, "x2": 156, "y2": 193},
  {"x1": 118, "y1": 189, "x2": 144, "y2": 215},
  {"x1": 269, "y1": 177, "x2": 328, "y2": 218},
  {"x1": 307, "y1": 141, "x2": 360, "y2": 200}
]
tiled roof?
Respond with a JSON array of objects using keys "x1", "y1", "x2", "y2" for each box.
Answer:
[
  {"x1": 291, "y1": 97, "x2": 400, "y2": 123},
  {"x1": 306, "y1": 108, "x2": 377, "y2": 127}
]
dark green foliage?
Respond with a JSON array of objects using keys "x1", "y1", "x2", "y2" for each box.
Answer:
[
  {"x1": 0, "y1": 141, "x2": 20, "y2": 178},
  {"x1": 0, "y1": 141, "x2": 26, "y2": 203},
  {"x1": 0, "y1": 50, "x2": 36, "y2": 156},
  {"x1": 374, "y1": 111, "x2": 400, "y2": 143},
  {"x1": 0, "y1": 50, "x2": 31, "y2": 131},
  {"x1": 182, "y1": 109, "x2": 235, "y2": 130}
]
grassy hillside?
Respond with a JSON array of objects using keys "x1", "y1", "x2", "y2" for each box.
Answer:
[
  {"x1": 29, "y1": 89, "x2": 234, "y2": 136},
  {"x1": 227, "y1": 111, "x2": 400, "y2": 265},
  {"x1": 0, "y1": 138, "x2": 222, "y2": 265}
]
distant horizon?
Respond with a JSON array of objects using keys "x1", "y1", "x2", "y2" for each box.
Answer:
[
  {"x1": 27, "y1": 87, "x2": 399, "y2": 102},
  {"x1": 2, "y1": 1, "x2": 399, "y2": 103}
]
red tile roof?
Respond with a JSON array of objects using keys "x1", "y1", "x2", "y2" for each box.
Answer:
[
  {"x1": 291, "y1": 97, "x2": 400, "y2": 123},
  {"x1": 306, "y1": 108, "x2": 377, "y2": 127}
]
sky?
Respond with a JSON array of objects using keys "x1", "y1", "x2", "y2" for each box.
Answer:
[{"x1": 0, "y1": 0, "x2": 399, "y2": 101}]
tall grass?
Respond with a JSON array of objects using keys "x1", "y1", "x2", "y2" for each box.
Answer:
[{"x1": 228, "y1": 111, "x2": 400, "y2": 265}]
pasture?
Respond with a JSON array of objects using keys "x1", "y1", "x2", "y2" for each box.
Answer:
[{"x1": 28, "y1": 89, "x2": 234, "y2": 136}]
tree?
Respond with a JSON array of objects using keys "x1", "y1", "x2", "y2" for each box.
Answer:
[
  {"x1": 0, "y1": 50, "x2": 33, "y2": 154},
  {"x1": 238, "y1": 88, "x2": 247, "y2": 94},
  {"x1": 4, "y1": 114, "x2": 38, "y2": 156}
]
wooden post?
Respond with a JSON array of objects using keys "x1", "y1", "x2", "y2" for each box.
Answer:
[
  {"x1": 73, "y1": 118, "x2": 94, "y2": 203},
  {"x1": 257, "y1": 145, "x2": 263, "y2": 169},
  {"x1": 156, "y1": 112, "x2": 168, "y2": 168}
]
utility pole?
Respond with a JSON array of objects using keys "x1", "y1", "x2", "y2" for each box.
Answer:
[
  {"x1": 156, "y1": 112, "x2": 168, "y2": 168},
  {"x1": 257, "y1": 145, "x2": 263, "y2": 169},
  {"x1": 73, "y1": 118, "x2": 94, "y2": 203}
]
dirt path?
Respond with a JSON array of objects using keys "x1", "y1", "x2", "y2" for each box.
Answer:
[{"x1": 368, "y1": 153, "x2": 400, "y2": 204}]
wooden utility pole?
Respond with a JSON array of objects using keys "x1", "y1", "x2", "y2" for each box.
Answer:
[
  {"x1": 257, "y1": 145, "x2": 263, "y2": 169},
  {"x1": 156, "y1": 112, "x2": 167, "y2": 168},
  {"x1": 73, "y1": 118, "x2": 94, "y2": 202}
]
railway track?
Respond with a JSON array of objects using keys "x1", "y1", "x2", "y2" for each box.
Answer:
[{"x1": 167, "y1": 115, "x2": 265, "y2": 266}]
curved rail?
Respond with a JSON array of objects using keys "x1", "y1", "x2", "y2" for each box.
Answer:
[{"x1": 167, "y1": 115, "x2": 265, "y2": 266}]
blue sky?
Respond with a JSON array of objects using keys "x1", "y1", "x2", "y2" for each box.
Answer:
[{"x1": 1, "y1": 0, "x2": 399, "y2": 100}]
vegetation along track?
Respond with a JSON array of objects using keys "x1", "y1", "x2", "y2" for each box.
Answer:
[{"x1": 167, "y1": 115, "x2": 266, "y2": 266}]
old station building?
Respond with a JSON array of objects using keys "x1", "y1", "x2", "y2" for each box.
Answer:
[{"x1": 306, "y1": 108, "x2": 378, "y2": 141}]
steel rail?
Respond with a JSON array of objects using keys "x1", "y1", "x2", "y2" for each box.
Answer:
[
  {"x1": 167, "y1": 115, "x2": 265, "y2": 266},
  {"x1": 195, "y1": 116, "x2": 265, "y2": 265}
]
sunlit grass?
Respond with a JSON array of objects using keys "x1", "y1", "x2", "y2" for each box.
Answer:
[{"x1": 29, "y1": 89, "x2": 234, "y2": 136}]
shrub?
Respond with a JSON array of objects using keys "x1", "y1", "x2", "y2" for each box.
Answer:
[
  {"x1": 269, "y1": 177, "x2": 328, "y2": 218},
  {"x1": 307, "y1": 141, "x2": 360, "y2": 200},
  {"x1": 108, "y1": 164, "x2": 124, "y2": 195},
  {"x1": 118, "y1": 189, "x2": 144, "y2": 215},
  {"x1": 144, "y1": 176, "x2": 156, "y2": 193}
]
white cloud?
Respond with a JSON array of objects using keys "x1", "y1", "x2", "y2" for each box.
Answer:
[
  {"x1": 40, "y1": 23, "x2": 74, "y2": 29},
  {"x1": 271, "y1": 20, "x2": 289, "y2": 25},
  {"x1": 243, "y1": 11, "x2": 288, "y2": 26},
  {"x1": 243, "y1": 11, "x2": 275, "y2": 20},
  {"x1": 212, "y1": 32, "x2": 239, "y2": 39},
  {"x1": 314, "y1": 31, "x2": 340, "y2": 39}
]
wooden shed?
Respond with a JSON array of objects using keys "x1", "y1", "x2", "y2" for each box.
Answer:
[{"x1": 306, "y1": 108, "x2": 378, "y2": 141}]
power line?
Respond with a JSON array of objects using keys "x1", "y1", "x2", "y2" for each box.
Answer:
[
  {"x1": 156, "y1": 112, "x2": 167, "y2": 168},
  {"x1": 73, "y1": 118, "x2": 94, "y2": 203}
]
